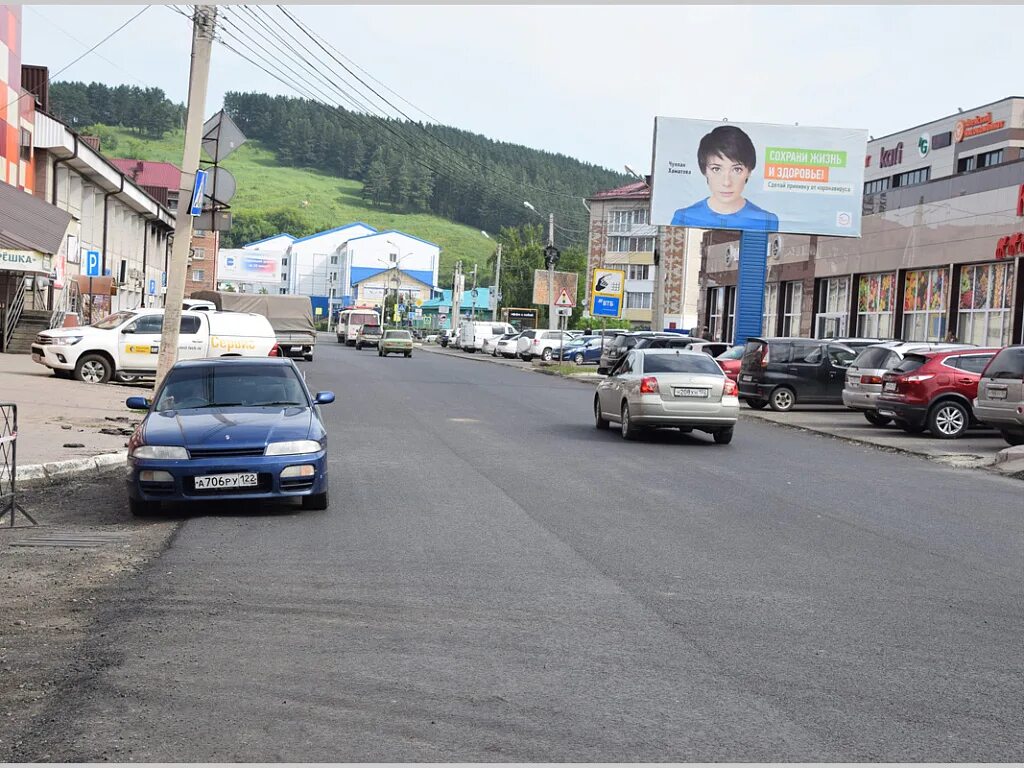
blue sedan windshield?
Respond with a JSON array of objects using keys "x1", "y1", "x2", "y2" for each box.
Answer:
[{"x1": 155, "y1": 365, "x2": 309, "y2": 410}]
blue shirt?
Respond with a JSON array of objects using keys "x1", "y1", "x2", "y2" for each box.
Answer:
[{"x1": 670, "y1": 198, "x2": 779, "y2": 232}]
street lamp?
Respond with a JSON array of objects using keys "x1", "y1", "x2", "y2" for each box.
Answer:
[{"x1": 383, "y1": 240, "x2": 416, "y2": 326}]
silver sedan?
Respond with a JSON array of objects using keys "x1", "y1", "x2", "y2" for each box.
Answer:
[{"x1": 594, "y1": 348, "x2": 740, "y2": 443}]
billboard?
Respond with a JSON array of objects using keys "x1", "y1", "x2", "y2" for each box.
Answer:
[
  {"x1": 217, "y1": 248, "x2": 281, "y2": 284},
  {"x1": 531, "y1": 269, "x2": 578, "y2": 305},
  {"x1": 651, "y1": 117, "x2": 868, "y2": 237},
  {"x1": 590, "y1": 267, "x2": 625, "y2": 318}
]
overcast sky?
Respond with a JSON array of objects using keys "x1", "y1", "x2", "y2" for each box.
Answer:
[{"x1": 21, "y1": 5, "x2": 1024, "y2": 173}]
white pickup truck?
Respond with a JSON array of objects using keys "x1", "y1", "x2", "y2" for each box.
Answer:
[{"x1": 31, "y1": 308, "x2": 278, "y2": 384}]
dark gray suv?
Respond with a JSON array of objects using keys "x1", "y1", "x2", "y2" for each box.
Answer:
[{"x1": 738, "y1": 337, "x2": 858, "y2": 411}]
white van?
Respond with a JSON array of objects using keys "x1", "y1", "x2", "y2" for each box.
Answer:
[
  {"x1": 459, "y1": 321, "x2": 515, "y2": 353},
  {"x1": 31, "y1": 309, "x2": 278, "y2": 384}
]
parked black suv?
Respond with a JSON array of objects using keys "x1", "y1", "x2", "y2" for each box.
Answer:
[{"x1": 738, "y1": 337, "x2": 858, "y2": 411}]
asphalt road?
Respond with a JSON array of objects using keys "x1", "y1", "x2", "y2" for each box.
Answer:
[{"x1": 14, "y1": 341, "x2": 1024, "y2": 761}]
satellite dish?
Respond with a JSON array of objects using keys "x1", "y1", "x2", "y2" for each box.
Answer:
[
  {"x1": 770, "y1": 236, "x2": 783, "y2": 261},
  {"x1": 724, "y1": 246, "x2": 735, "y2": 266}
]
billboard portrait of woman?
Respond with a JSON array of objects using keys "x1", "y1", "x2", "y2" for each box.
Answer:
[{"x1": 670, "y1": 125, "x2": 779, "y2": 232}]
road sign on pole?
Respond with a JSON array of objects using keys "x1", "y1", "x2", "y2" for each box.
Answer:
[
  {"x1": 554, "y1": 288, "x2": 575, "y2": 308},
  {"x1": 85, "y1": 250, "x2": 101, "y2": 277},
  {"x1": 189, "y1": 169, "x2": 209, "y2": 216}
]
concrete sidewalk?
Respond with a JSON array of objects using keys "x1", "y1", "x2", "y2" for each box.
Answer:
[
  {"x1": 741, "y1": 405, "x2": 1010, "y2": 469},
  {"x1": 0, "y1": 353, "x2": 142, "y2": 473}
]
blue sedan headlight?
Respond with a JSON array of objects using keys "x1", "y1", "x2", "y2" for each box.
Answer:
[
  {"x1": 132, "y1": 445, "x2": 189, "y2": 460},
  {"x1": 265, "y1": 440, "x2": 322, "y2": 456}
]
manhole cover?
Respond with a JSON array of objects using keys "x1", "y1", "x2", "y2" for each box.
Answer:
[{"x1": 10, "y1": 532, "x2": 131, "y2": 549}]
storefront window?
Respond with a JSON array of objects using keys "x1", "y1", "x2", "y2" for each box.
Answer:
[
  {"x1": 723, "y1": 286, "x2": 737, "y2": 342},
  {"x1": 902, "y1": 268, "x2": 949, "y2": 341},
  {"x1": 781, "y1": 282, "x2": 802, "y2": 336},
  {"x1": 763, "y1": 283, "x2": 779, "y2": 336},
  {"x1": 816, "y1": 277, "x2": 850, "y2": 338},
  {"x1": 958, "y1": 262, "x2": 1014, "y2": 346},
  {"x1": 707, "y1": 287, "x2": 725, "y2": 341},
  {"x1": 857, "y1": 272, "x2": 896, "y2": 338}
]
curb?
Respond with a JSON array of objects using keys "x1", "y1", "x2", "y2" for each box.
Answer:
[
  {"x1": 738, "y1": 410, "x2": 1011, "y2": 474},
  {"x1": 17, "y1": 451, "x2": 127, "y2": 488}
]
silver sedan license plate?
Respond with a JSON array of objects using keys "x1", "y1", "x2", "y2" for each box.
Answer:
[
  {"x1": 674, "y1": 387, "x2": 709, "y2": 398},
  {"x1": 194, "y1": 472, "x2": 258, "y2": 490},
  {"x1": 988, "y1": 388, "x2": 1007, "y2": 399}
]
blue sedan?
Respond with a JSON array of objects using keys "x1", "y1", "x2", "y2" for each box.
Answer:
[
  {"x1": 561, "y1": 336, "x2": 605, "y2": 365},
  {"x1": 125, "y1": 358, "x2": 334, "y2": 516}
]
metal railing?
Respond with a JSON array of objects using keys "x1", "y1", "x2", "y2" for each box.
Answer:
[
  {"x1": 50, "y1": 278, "x2": 81, "y2": 331},
  {"x1": 2, "y1": 277, "x2": 27, "y2": 353},
  {"x1": 0, "y1": 403, "x2": 35, "y2": 528}
]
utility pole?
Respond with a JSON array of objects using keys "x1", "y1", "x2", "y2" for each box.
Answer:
[
  {"x1": 547, "y1": 212, "x2": 556, "y2": 330},
  {"x1": 450, "y1": 260, "x2": 463, "y2": 331},
  {"x1": 155, "y1": 5, "x2": 216, "y2": 390},
  {"x1": 491, "y1": 242, "x2": 502, "y2": 322},
  {"x1": 470, "y1": 263, "x2": 478, "y2": 321}
]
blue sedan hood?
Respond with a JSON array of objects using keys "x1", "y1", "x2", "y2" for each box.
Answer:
[{"x1": 142, "y1": 407, "x2": 318, "y2": 450}]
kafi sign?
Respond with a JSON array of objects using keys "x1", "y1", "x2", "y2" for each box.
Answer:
[
  {"x1": 879, "y1": 141, "x2": 904, "y2": 169},
  {"x1": 0, "y1": 249, "x2": 50, "y2": 274}
]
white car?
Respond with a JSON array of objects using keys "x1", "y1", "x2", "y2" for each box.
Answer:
[
  {"x1": 461, "y1": 321, "x2": 515, "y2": 353},
  {"x1": 595, "y1": 348, "x2": 740, "y2": 443},
  {"x1": 496, "y1": 332, "x2": 524, "y2": 358},
  {"x1": 483, "y1": 331, "x2": 517, "y2": 356},
  {"x1": 31, "y1": 309, "x2": 278, "y2": 384},
  {"x1": 517, "y1": 329, "x2": 571, "y2": 361}
]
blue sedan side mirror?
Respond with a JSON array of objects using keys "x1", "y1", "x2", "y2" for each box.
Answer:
[
  {"x1": 126, "y1": 396, "x2": 151, "y2": 410},
  {"x1": 314, "y1": 391, "x2": 335, "y2": 405}
]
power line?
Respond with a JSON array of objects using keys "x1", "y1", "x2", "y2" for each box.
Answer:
[
  {"x1": 215, "y1": 7, "x2": 589, "y2": 228},
  {"x1": 275, "y1": 5, "x2": 591, "y2": 204},
  {"x1": 165, "y1": 5, "x2": 591, "y2": 243},
  {"x1": 6, "y1": 6, "x2": 151, "y2": 116},
  {"x1": 24, "y1": 5, "x2": 151, "y2": 89}
]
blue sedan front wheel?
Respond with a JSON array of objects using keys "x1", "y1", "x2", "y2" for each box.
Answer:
[{"x1": 302, "y1": 490, "x2": 329, "y2": 510}]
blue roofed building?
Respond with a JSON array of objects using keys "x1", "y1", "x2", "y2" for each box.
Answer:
[
  {"x1": 337, "y1": 230, "x2": 440, "y2": 310},
  {"x1": 419, "y1": 287, "x2": 493, "y2": 329}
]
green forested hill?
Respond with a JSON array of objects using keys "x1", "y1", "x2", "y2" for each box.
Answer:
[{"x1": 93, "y1": 126, "x2": 496, "y2": 281}]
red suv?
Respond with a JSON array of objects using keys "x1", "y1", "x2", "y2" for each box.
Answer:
[{"x1": 876, "y1": 348, "x2": 1000, "y2": 438}]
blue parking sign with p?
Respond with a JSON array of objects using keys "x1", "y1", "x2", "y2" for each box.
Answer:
[
  {"x1": 85, "y1": 250, "x2": 101, "y2": 277},
  {"x1": 148, "y1": 279, "x2": 156, "y2": 296}
]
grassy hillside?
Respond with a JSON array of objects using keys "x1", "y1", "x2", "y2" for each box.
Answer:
[{"x1": 95, "y1": 126, "x2": 495, "y2": 281}]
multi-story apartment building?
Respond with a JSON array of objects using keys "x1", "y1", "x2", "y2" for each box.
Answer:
[
  {"x1": 585, "y1": 181, "x2": 703, "y2": 330},
  {"x1": 699, "y1": 97, "x2": 1024, "y2": 347}
]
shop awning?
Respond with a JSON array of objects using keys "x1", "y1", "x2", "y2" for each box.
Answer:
[{"x1": 0, "y1": 182, "x2": 72, "y2": 273}]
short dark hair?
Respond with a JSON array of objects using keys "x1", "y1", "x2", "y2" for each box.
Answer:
[{"x1": 697, "y1": 125, "x2": 757, "y2": 174}]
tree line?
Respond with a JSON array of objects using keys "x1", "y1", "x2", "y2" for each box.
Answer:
[
  {"x1": 222, "y1": 91, "x2": 627, "y2": 244},
  {"x1": 490, "y1": 223, "x2": 590, "y2": 328},
  {"x1": 49, "y1": 81, "x2": 185, "y2": 138}
]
